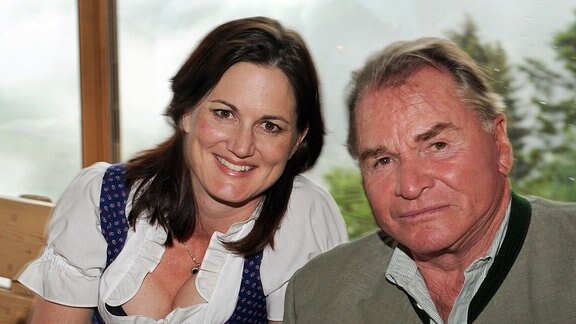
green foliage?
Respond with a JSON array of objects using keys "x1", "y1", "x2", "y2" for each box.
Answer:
[
  {"x1": 448, "y1": 14, "x2": 576, "y2": 202},
  {"x1": 516, "y1": 10, "x2": 576, "y2": 201},
  {"x1": 514, "y1": 140, "x2": 576, "y2": 201},
  {"x1": 323, "y1": 167, "x2": 377, "y2": 238},
  {"x1": 514, "y1": 129, "x2": 576, "y2": 202},
  {"x1": 446, "y1": 16, "x2": 532, "y2": 181},
  {"x1": 555, "y1": 11, "x2": 576, "y2": 76},
  {"x1": 447, "y1": 17, "x2": 516, "y2": 97}
]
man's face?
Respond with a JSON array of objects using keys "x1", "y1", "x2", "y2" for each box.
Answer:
[{"x1": 355, "y1": 66, "x2": 512, "y2": 258}]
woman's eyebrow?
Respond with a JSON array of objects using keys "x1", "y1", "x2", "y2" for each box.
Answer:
[{"x1": 210, "y1": 99, "x2": 238, "y2": 112}]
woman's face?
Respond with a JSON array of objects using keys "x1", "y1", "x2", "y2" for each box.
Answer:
[{"x1": 182, "y1": 62, "x2": 306, "y2": 208}]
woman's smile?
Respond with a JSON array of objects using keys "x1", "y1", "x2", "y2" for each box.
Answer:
[{"x1": 215, "y1": 155, "x2": 255, "y2": 173}]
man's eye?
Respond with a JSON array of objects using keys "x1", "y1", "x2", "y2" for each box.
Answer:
[
  {"x1": 375, "y1": 156, "x2": 391, "y2": 167},
  {"x1": 432, "y1": 142, "x2": 447, "y2": 150}
]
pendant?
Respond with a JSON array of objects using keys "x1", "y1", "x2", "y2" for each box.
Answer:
[{"x1": 192, "y1": 266, "x2": 200, "y2": 274}]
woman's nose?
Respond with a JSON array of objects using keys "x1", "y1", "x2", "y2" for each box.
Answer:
[{"x1": 227, "y1": 126, "x2": 255, "y2": 158}]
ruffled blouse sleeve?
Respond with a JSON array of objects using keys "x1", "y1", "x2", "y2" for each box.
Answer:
[
  {"x1": 261, "y1": 175, "x2": 348, "y2": 320},
  {"x1": 18, "y1": 162, "x2": 111, "y2": 307}
]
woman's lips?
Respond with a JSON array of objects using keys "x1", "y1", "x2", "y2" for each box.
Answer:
[{"x1": 216, "y1": 155, "x2": 255, "y2": 172}]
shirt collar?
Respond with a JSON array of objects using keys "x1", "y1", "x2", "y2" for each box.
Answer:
[{"x1": 385, "y1": 199, "x2": 512, "y2": 323}]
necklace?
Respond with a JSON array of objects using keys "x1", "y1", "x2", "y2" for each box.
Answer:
[{"x1": 183, "y1": 242, "x2": 202, "y2": 274}]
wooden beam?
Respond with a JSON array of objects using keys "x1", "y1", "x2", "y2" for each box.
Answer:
[{"x1": 77, "y1": 0, "x2": 120, "y2": 166}]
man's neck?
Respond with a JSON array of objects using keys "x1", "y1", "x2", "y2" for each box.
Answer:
[
  {"x1": 413, "y1": 188, "x2": 512, "y2": 321},
  {"x1": 420, "y1": 267, "x2": 463, "y2": 322}
]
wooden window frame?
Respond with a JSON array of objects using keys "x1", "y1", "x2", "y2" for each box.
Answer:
[{"x1": 77, "y1": 0, "x2": 120, "y2": 167}]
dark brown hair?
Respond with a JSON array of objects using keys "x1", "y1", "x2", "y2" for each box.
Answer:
[
  {"x1": 346, "y1": 37, "x2": 505, "y2": 158},
  {"x1": 125, "y1": 16, "x2": 324, "y2": 255}
]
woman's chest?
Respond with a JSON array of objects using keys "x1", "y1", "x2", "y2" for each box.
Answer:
[{"x1": 121, "y1": 247, "x2": 206, "y2": 319}]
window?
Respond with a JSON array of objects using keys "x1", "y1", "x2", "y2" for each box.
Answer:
[
  {"x1": 117, "y1": 0, "x2": 576, "y2": 237},
  {"x1": 0, "y1": 1, "x2": 80, "y2": 200},
  {"x1": 2, "y1": 0, "x2": 574, "y2": 235},
  {"x1": 117, "y1": 0, "x2": 576, "y2": 186}
]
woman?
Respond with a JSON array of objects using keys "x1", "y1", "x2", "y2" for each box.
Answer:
[{"x1": 19, "y1": 17, "x2": 348, "y2": 323}]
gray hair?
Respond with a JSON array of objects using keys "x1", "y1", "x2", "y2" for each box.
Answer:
[{"x1": 346, "y1": 37, "x2": 505, "y2": 158}]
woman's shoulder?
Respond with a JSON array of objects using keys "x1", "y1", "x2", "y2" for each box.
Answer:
[
  {"x1": 291, "y1": 174, "x2": 333, "y2": 202},
  {"x1": 16, "y1": 162, "x2": 117, "y2": 306},
  {"x1": 71, "y1": 162, "x2": 112, "y2": 184},
  {"x1": 60, "y1": 162, "x2": 112, "y2": 200},
  {"x1": 284, "y1": 174, "x2": 347, "y2": 237}
]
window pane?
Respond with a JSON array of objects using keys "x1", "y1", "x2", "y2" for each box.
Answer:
[
  {"x1": 117, "y1": 0, "x2": 576, "y2": 202},
  {"x1": 0, "y1": 1, "x2": 81, "y2": 201}
]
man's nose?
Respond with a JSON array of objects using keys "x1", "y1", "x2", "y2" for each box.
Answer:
[{"x1": 394, "y1": 157, "x2": 433, "y2": 199}]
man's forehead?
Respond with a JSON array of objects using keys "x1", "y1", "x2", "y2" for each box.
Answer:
[
  {"x1": 360, "y1": 84, "x2": 422, "y2": 109},
  {"x1": 366, "y1": 81, "x2": 433, "y2": 106},
  {"x1": 393, "y1": 85, "x2": 427, "y2": 106}
]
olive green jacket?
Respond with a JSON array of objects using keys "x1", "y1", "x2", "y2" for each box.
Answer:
[{"x1": 284, "y1": 193, "x2": 576, "y2": 323}]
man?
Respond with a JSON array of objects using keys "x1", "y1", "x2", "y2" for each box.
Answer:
[{"x1": 284, "y1": 38, "x2": 576, "y2": 323}]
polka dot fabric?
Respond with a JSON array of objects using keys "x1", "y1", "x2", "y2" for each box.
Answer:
[
  {"x1": 99, "y1": 164, "x2": 129, "y2": 266},
  {"x1": 225, "y1": 251, "x2": 268, "y2": 323},
  {"x1": 93, "y1": 164, "x2": 130, "y2": 324},
  {"x1": 95, "y1": 164, "x2": 268, "y2": 323}
]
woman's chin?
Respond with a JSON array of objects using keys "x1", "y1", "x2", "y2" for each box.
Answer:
[{"x1": 208, "y1": 189, "x2": 262, "y2": 208}]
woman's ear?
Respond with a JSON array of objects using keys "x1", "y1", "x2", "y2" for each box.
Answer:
[
  {"x1": 290, "y1": 127, "x2": 308, "y2": 159},
  {"x1": 181, "y1": 112, "x2": 192, "y2": 133}
]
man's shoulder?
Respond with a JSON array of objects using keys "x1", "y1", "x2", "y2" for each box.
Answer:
[
  {"x1": 293, "y1": 230, "x2": 394, "y2": 279},
  {"x1": 524, "y1": 195, "x2": 576, "y2": 240},
  {"x1": 527, "y1": 195, "x2": 576, "y2": 217},
  {"x1": 285, "y1": 231, "x2": 401, "y2": 322}
]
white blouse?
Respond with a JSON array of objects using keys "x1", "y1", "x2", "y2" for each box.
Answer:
[{"x1": 18, "y1": 162, "x2": 348, "y2": 323}]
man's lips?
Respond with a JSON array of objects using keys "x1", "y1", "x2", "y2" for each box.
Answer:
[{"x1": 398, "y1": 204, "x2": 449, "y2": 219}]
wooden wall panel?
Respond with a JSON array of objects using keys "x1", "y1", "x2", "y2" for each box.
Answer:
[{"x1": 77, "y1": 0, "x2": 120, "y2": 166}]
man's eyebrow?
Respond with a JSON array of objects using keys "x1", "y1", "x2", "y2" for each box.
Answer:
[
  {"x1": 358, "y1": 123, "x2": 458, "y2": 161},
  {"x1": 414, "y1": 122, "x2": 458, "y2": 142},
  {"x1": 359, "y1": 146, "x2": 389, "y2": 162}
]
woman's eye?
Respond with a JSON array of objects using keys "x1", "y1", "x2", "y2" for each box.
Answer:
[
  {"x1": 262, "y1": 121, "x2": 281, "y2": 133},
  {"x1": 214, "y1": 109, "x2": 233, "y2": 119}
]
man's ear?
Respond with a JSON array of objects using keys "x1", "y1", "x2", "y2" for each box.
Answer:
[{"x1": 493, "y1": 114, "x2": 513, "y2": 175}]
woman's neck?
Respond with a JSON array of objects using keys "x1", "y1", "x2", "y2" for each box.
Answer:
[{"x1": 194, "y1": 195, "x2": 263, "y2": 235}]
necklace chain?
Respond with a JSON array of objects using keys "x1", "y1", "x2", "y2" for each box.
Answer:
[{"x1": 183, "y1": 242, "x2": 202, "y2": 274}]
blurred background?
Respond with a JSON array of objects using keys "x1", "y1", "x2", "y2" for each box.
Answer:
[{"x1": 1, "y1": 0, "x2": 575, "y2": 238}]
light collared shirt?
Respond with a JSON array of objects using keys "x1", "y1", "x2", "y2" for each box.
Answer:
[{"x1": 385, "y1": 202, "x2": 512, "y2": 324}]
